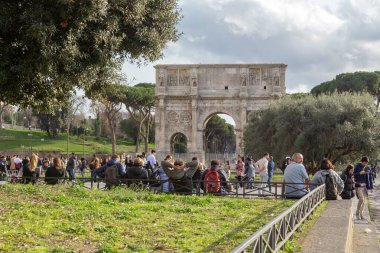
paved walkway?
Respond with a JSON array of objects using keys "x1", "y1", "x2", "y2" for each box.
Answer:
[
  {"x1": 301, "y1": 181, "x2": 380, "y2": 253},
  {"x1": 368, "y1": 179, "x2": 380, "y2": 235},
  {"x1": 351, "y1": 191, "x2": 379, "y2": 253}
]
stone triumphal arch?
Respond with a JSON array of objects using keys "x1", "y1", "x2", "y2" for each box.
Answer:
[{"x1": 154, "y1": 64, "x2": 287, "y2": 161}]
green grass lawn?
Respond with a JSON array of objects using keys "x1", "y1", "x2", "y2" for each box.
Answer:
[
  {"x1": 0, "y1": 129, "x2": 154, "y2": 155},
  {"x1": 0, "y1": 184, "x2": 294, "y2": 252}
]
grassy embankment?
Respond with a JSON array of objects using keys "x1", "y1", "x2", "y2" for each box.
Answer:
[
  {"x1": 0, "y1": 184, "x2": 294, "y2": 252},
  {"x1": 0, "y1": 129, "x2": 154, "y2": 155}
]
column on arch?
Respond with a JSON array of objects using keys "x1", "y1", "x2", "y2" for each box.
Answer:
[
  {"x1": 155, "y1": 98, "x2": 167, "y2": 161},
  {"x1": 236, "y1": 99, "x2": 247, "y2": 156}
]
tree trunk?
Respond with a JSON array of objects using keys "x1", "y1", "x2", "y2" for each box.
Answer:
[
  {"x1": 109, "y1": 117, "x2": 116, "y2": 155},
  {"x1": 96, "y1": 111, "x2": 101, "y2": 137},
  {"x1": 0, "y1": 104, "x2": 5, "y2": 129},
  {"x1": 144, "y1": 115, "x2": 150, "y2": 153},
  {"x1": 135, "y1": 122, "x2": 142, "y2": 153},
  {"x1": 111, "y1": 124, "x2": 116, "y2": 155}
]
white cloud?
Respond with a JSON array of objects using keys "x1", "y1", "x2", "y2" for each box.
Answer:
[
  {"x1": 186, "y1": 35, "x2": 207, "y2": 43},
  {"x1": 286, "y1": 84, "x2": 310, "y2": 94},
  {"x1": 122, "y1": 0, "x2": 380, "y2": 93}
]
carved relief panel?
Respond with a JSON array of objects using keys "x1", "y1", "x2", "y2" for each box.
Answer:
[
  {"x1": 166, "y1": 69, "x2": 191, "y2": 86},
  {"x1": 166, "y1": 110, "x2": 192, "y2": 141},
  {"x1": 249, "y1": 68, "x2": 261, "y2": 86}
]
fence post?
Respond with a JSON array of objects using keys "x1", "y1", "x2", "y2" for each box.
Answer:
[
  {"x1": 269, "y1": 224, "x2": 277, "y2": 251},
  {"x1": 256, "y1": 236, "x2": 263, "y2": 253},
  {"x1": 243, "y1": 181, "x2": 246, "y2": 198},
  {"x1": 281, "y1": 182, "x2": 285, "y2": 198},
  {"x1": 275, "y1": 182, "x2": 278, "y2": 199}
]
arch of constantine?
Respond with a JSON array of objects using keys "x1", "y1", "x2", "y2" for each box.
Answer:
[{"x1": 154, "y1": 64, "x2": 287, "y2": 161}]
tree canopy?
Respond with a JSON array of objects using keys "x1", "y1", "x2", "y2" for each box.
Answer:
[
  {"x1": 119, "y1": 83, "x2": 155, "y2": 152},
  {"x1": 0, "y1": 0, "x2": 181, "y2": 111},
  {"x1": 311, "y1": 71, "x2": 380, "y2": 111},
  {"x1": 244, "y1": 92, "x2": 380, "y2": 169},
  {"x1": 205, "y1": 115, "x2": 236, "y2": 154}
]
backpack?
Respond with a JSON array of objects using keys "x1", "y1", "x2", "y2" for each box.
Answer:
[
  {"x1": 145, "y1": 162, "x2": 152, "y2": 171},
  {"x1": 325, "y1": 174, "x2": 338, "y2": 200},
  {"x1": 105, "y1": 164, "x2": 120, "y2": 188},
  {"x1": 148, "y1": 168, "x2": 161, "y2": 187},
  {"x1": 203, "y1": 168, "x2": 221, "y2": 193}
]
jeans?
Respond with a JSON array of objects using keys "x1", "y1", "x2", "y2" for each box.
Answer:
[
  {"x1": 267, "y1": 173, "x2": 273, "y2": 192},
  {"x1": 246, "y1": 177, "x2": 254, "y2": 189},
  {"x1": 259, "y1": 172, "x2": 268, "y2": 195},
  {"x1": 356, "y1": 186, "x2": 366, "y2": 218},
  {"x1": 237, "y1": 175, "x2": 243, "y2": 188},
  {"x1": 80, "y1": 169, "x2": 85, "y2": 178},
  {"x1": 67, "y1": 168, "x2": 76, "y2": 180}
]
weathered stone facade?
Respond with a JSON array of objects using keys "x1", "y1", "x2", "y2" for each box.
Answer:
[{"x1": 155, "y1": 64, "x2": 287, "y2": 161}]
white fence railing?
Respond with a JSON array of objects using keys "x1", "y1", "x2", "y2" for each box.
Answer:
[{"x1": 231, "y1": 184, "x2": 326, "y2": 253}]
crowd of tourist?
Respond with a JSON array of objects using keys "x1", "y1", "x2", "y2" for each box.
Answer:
[{"x1": 0, "y1": 151, "x2": 379, "y2": 211}]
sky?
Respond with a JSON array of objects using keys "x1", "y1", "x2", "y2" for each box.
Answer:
[{"x1": 122, "y1": 0, "x2": 380, "y2": 93}]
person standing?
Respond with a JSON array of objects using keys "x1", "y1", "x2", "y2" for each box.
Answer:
[
  {"x1": 340, "y1": 164, "x2": 355, "y2": 199},
  {"x1": 255, "y1": 153, "x2": 270, "y2": 195},
  {"x1": 79, "y1": 157, "x2": 87, "y2": 179},
  {"x1": 267, "y1": 156, "x2": 275, "y2": 192},
  {"x1": 223, "y1": 161, "x2": 231, "y2": 179},
  {"x1": 244, "y1": 157, "x2": 255, "y2": 189},
  {"x1": 146, "y1": 150, "x2": 157, "y2": 171},
  {"x1": 354, "y1": 156, "x2": 371, "y2": 220},
  {"x1": 235, "y1": 159, "x2": 244, "y2": 188},
  {"x1": 66, "y1": 153, "x2": 77, "y2": 181},
  {"x1": 284, "y1": 153, "x2": 309, "y2": 199}
]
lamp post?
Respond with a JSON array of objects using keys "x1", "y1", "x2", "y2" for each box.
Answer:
[
  {"x1": 67, "y1": 122, "x2": 70, "y2": 159},
  {"x1": 28, "y1": 128, "x2": 32, "y2": 156},
  {"x1": 41, "y1": 138, "x2": 44, "y2": 152},
  {"x1": 82, "y1": 128, "x2": 87, "y2": 157},
  {"x1": 24, "y1": 116, "x2": 32, "y2": 156}
]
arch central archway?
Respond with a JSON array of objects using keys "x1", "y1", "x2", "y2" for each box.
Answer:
[
  {"x1": 154, "y1": 64, "x2": 287, "y2": 162},
  {"x1": 203, "y1": 113, "x2": 236, "y2": 163}
]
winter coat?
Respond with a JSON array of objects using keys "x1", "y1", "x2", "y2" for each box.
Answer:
[
  {"x1": 45, "y1": 166, "x2": 65, "y2": 185},
  {"x1": 126, "y1": 166, "x2": 148, "y2": 181},
  {"x1": 340, "y1": 171, "x2": 355, "y2": 199},
  {"x1": 310, "y1": 169, "x2": 344, "y2": 194}
]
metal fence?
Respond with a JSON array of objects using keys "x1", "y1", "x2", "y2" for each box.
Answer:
[
  {"x1": 230, "y1": 184, "x2": 326, "y2": 253},
  {"x1": 1, "y1": 172, "x2": 316, "y2": 200}
]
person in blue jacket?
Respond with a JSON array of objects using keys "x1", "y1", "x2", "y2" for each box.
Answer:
[
  {"x1": 353, "y1": 156, "x2": 371, "y2": 220},
  {"x1": 94, "y1": 154, "x2": 126, "y2": 179}
]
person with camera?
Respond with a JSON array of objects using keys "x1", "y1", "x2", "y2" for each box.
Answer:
[{"x1": 353, "y1": 156, "x2": 372, "y2": 220}]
